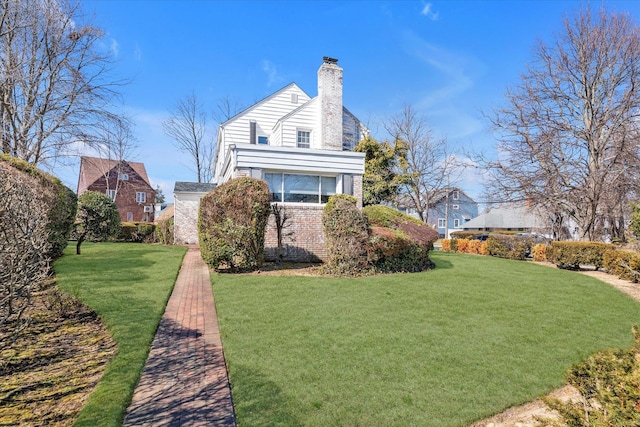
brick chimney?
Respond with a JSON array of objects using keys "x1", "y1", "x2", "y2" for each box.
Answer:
[{"x1": 318, "y1": 57, "x2": 343, "y2": 150}]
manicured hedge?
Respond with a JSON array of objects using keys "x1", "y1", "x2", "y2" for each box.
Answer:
[
  {"x1": 485, "y1": 235, "x2": 532, "y2": 260},
  {"x1": 364, "y1": 205, "x2": 438, "y2": 273},
  {"x1": 545, "y1": 241, "x2": 615, "y2": 270},
  {"x1": 118, "y1": 222, "x2": 156, "y2": 242},
  {"x1": 322, "y1": 195, "x2": 370, "y2": 275},
  {"x1": 0, "y1": 154, "x2": 77, "y2": 260},
  {"x1": 198, "y1": 177, "x2": 271, "y2": 271},
  {"x1": 603, "y1": 250, "x2": 640, "y2": 283}
]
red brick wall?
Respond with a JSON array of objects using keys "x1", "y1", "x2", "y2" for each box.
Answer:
[
  {"x1": 85, "y1": 164, "x2": 156, "y2": 222},
  {"x1": 264, "y1": 204, "x2": 326, "y2": 262}
]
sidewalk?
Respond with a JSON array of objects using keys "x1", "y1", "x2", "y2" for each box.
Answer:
[{"x1": 123, "y1": 246, "x2": 236, "y2": 427}]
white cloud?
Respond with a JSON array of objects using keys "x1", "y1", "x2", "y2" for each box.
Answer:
[
  {"x1": 421, "y1": 2, "x2": 439, "y2": 21},
  {"x1": 134, "y1": 44, "x2": 142, "y2": 61},
  {"x1": 110, "y1": 38, "x2": 119, "y2": 58},
  {"x1": 262, "y1": 59, "x2": 283, "y2": 87}
]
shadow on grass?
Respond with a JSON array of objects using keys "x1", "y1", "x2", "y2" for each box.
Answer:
[
  {"x1": 430, "y1": 251, "x2": 455, "y2": 270},
  {"x1": 122, "y1": 317, "x2": 236, "y2": 426},
  {"x1": 230, "y1": 365, "x2": 303, "y2": 426}
]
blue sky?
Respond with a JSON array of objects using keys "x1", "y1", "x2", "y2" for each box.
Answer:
[{"x1": 57, "y1": 0, "x2": 640, "y2": 202}]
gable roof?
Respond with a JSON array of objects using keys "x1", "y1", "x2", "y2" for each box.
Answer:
[
  {"x1": 77, "y1": 156, "x2": 152, "y2": 194},
  {"x1": 220, "y1": 82, "x2": 310, "y2": 127},
  {"x1": 462, "y1": 202, "x2": 543, "y2": 230},
  {"x1": 174, "y1": 181, "x2": 217, "y2": 193}
]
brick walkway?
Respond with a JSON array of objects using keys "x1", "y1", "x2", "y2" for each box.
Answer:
[{"x1": 123, "y1": 246, "x2": 236, "y2": 427}]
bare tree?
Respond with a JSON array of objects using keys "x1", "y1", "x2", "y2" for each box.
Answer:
[
  {"x1": 484, "y1": 7, "x2": 640, "y2": 241},
  {"x1": 212, "y1": 95, "x2": 245, "y2": 126},
  {"x1": 0, "y1": 163, "x2": 50, "y2": 343},
  {"x1": 385, "y1": 104, "x2": 457, "y2": 223},
  {"x1": 0, "y1": 0, "x2": 122, "y2": 166},
  {"x1": 163, "y1": 92, "x2": 214, "y2": 183}
]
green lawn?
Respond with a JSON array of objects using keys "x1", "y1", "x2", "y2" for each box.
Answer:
[
  {"x1": 53, "y1": 242, "x2": 187, "y2": 427},
  {"x1": 212, "y1": 251, "x2": 640, "y2": 426}
]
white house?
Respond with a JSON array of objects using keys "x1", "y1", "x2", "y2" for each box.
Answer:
[{"x1": 174, "y1": 57, "x2": 367, "y2": 260}]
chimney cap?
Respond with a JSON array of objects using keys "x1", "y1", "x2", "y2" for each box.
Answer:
[{"x1": 322, "y1": 56, "x2": 338, "y2": 64}]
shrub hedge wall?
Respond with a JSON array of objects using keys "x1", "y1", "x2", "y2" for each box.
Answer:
[
  {"x1": 0, "y1": 154, "x2": 76, "y2": 260},
  {"x1": 198, "y1": 177, "x2": 271, "y2": 271},
  {"x1": 603, "y1": 250, "x2": 640, "y2": 283},
  {"x1": 545, "y1": 241, "x2": 615, "y2": 270}
]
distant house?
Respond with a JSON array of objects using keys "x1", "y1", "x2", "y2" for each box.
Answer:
[
  {"x1": 78, "y1": 156, "x2": 156, "y2": 222},
  {"x1": 173, "y1": 57, "x2": 367, "y2": 260},
  {"x1": 173, "y1": 182, "x2": 216, "y2": 244},
  {"x1": 397, "y1": 188, "x2": 479, "y2": 238},
  {"x1": 462, "y1": 202, "x2": 546, "y2": 234},
  {"x1": 429, "y1": 188, "x2": 479, "y2": 237}
]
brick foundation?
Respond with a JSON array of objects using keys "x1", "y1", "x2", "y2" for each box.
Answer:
[{"x1": 264, "y1": 204, "x2": 326, "y2": 262}]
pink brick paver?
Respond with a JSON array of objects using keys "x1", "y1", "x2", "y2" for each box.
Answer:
[{"x1": 123, "y1": 246, "x2": 236, "y2": 426}]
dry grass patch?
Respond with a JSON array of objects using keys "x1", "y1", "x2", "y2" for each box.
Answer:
[{"x1": 0, "y1": 281, "x2": 115, "y2": 426}]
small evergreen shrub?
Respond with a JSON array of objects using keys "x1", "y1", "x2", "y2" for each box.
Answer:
[
  {"x1": 156, "y1": 217, "x2": 174, "y2": 245},
  {"x1": 546, "y1": 241, "x2": 615, "y2": 270},
  {"x1": 467, "y1": 239, "x2": 482, "y2": 255},
  {"x1": 117, "y1": 222, "x2": 156, "y2": 242},
  {"x1": 322, "y1": 195, "x2": 370, "y2": 275},
  {"x1": 531, "y1": 243, "x2": 548, "y2": 262},
  {"x1": 485, "y1": 235, "x2": 531, "y2": 260},
  {"x1": 479, "y1": 242, "x2": 489, "y2": 256},
  {"x1": 198, "y1": 177, "x2": 271, "y2": 271},
  {"x1": 603, "y1": 250, "x2": 640, "y2": 283},
  {"x1": 0, "y1": 154, "x2": 77, "y2": 260},
  {"x1": 456, "y1": 238, "x2": 470, "y2": 253},
  {"x1": 441, "y1": 239, "x2": 451, "y2": 252},
  {"x1": 543, "y1": 326, "x2": 640, "y2": 426},
  {"x1": 76, "y1": 191, "x2": 121, "y2": 254}
]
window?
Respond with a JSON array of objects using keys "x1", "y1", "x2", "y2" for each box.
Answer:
[
  {"x1": 452, "y1": 204, "x2": 459, "y2": 210},
  {"x1": 291, "y1": 93, "x2": 298, "y2": 104},
  {"x1": 106, "y1": 189, "x2": 116, "y2": 200},
  {"x1": 454, "y1": 218, "x2": 461, "y2": 228},
  {"x1": 438, "y1": 218, "x2": 446, "y2": 228},
  {"x1": 265, "y1": 173, "x2": 336, "y2": 204},
  {"x1": 258, "y1": 136, "x2": 269, "y2": 145},
  {"x1": 127, "y1": 212, "x2": 133, "y2": 222},
  {"x1": 452, "y1": 190, "x2": 459, "y2": 200},
  {"x1": 136, "y1": 192, "x2": 146, "y2": 203},
  {"x1": 119, "y1": 173, "x2": 129, "y2": 181},
  {"x1": 297, "y1": 130, "x2": 311, "y2": 148}
]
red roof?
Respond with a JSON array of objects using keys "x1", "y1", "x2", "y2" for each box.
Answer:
[{"x1": 77, "y1": 156, "x2": 152, "y2": 194}]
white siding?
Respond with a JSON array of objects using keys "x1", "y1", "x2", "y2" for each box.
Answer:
[
  {"x1": 223, "y1": 143, "x2": 365, "y2": 177},
  {"x1": 214, "y1": 84, "x2": 310, "y2": 183},
  {"x1": 279, "y1": 99, "x2": 320, "y2": 149}
]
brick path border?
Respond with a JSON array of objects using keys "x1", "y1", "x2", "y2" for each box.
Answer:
[{"x1": 123, "y1": 246, "x2": 236, "y2": 426}]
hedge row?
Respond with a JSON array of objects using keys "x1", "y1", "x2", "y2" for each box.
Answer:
[
  {"x1": 545, "y1": 241, "x2": 615, "y2": 270},
  {"x1": 603, "y1": 250, "x2": 640, "y2": 283},
  {"x1": 0, "y1": 154, "x2": 77, "y2": 260},
  {"x1": 118, "y1": 222, "x2": 156, "y2": 243},
  {"x1": 442, "y1": 235, "x2": 532, "y2": 260}
]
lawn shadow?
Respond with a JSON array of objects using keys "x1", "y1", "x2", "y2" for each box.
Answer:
[
  {"x1": 123, "y1": 317, "x2": 236, "y2": 426},
  {"x1": 430, "y1": 251, "x2": 455, "y2": 270},
  {"x1": 229, "y1": 364, "x2": 303, "y2": 426}
]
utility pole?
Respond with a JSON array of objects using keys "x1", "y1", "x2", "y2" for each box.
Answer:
[{"x1": 444, "y1": 174, "x2": 450, "y2": 239}]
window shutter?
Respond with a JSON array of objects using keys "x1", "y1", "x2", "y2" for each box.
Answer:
[{"x1": 250, "y1": 121, "x2": 256, "y2": 144}]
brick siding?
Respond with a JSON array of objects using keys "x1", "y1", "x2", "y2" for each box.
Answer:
[{"x1": 264, "y1": 204, "x2": 326, "y2": 262}]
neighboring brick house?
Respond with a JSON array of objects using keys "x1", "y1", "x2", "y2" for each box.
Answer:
[
  {"x1": 77, "y1": 156, "x2": 156, "y2": 223},
  {"x1": 173, "y1": 57, "x2": 367, "y2": 260}
]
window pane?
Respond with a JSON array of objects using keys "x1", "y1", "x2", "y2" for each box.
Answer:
[
  {"x1": 258, "y1": 136, "x2": 268, "y2": 145},
  {"x1": 265, "y1": 173, "x2": 283, "y2": 202},
  {"x1": 297, "y1": 130, "x2": 310, "y2": 148},
  {"x1": 320, "y1": 176, "x2": 336, "y2": 203},
  {"x1": 284, "y1": 174, "x2": 318, "y2": 203}
]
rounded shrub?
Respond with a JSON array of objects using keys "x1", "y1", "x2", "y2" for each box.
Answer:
[
  {"x1": 198, "y1": 177, "x2": 271, "y2": 271},
  {"x1": 76, "y1": 191, "x2": 121, "y2": 254}
]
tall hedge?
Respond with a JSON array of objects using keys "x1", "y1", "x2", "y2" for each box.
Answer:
[
  {"x1": 198, "y1": 177, "x2": 271, "y2": 271},
  {"x1": 322, "y1": 194, "x2": 370, "y2": 275},
  {"x1": 0, "y1": 154, "x2": 76, "y2": 260}
]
